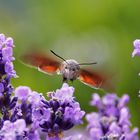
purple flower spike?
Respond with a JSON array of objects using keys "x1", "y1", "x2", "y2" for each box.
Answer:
[
  {"x1": 86, "y1": 93, "x2": 139, "y2": 140},
  {"x1": 35, "y1": 83, "x2": 85, "y2": 139},
  {"x1": 0, "y1": 33, "x2": 42, "y2": 139},
  {"x1": 14, "y1": 86, "x2": 47, "y2": 129},
  {"x1": 13, "y1": 86, "x2": 43, "y2": 139},
  {"x1": 132, "y1": 39, "x2": 140, "y2": 57},
  {"x1": 0, "y1": 33, "x2": 19, "y2": 131}
]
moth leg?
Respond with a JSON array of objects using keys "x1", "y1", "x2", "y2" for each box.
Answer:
[
  {"x1": 70, "y1": 79, "x2": 74, "y2": 82},
  {"x1": 62, "y1": 77, "x2": 67, "y2": 83}
]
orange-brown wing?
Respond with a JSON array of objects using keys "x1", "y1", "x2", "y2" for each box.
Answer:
[
  {"x1": 79, "y1": 69, "x2": 106, "y2": 89},
  {"x1": 20, "y1": 51, "x2": 60, "y2": 74}
]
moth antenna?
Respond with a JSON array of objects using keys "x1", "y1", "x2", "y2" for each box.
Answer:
[
  {"x1": 50, "y1": 50, "x2": 67, "y2": 63},
  {"x1": 78, "y1": 62, "x2": 97, "y2": 65}
]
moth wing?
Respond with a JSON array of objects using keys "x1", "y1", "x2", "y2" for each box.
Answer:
[
  {"x1": 20, "y1": 51, "x2": 60, "y2": 74},
  {"x1": 79, "y1": 69, "x2": 106, "y2": 89}
]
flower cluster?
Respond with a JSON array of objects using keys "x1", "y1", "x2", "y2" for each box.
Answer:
[
  {"x1": 0, "y1": 83, "x2": 85, "y2": 140},
  {"x1": 33, "y1": 83, "x2": 85, "y2": 139},
  {"x1": 0, "y1": 34, "x2": 38, "y2": 139},
  {"x1": 86, "y1": 93, "x2": 139, "y2": 140},
  {"x1": 13, "y1": 86, "x2": 44, "y2": 139},
  {"x1": 0, "y1": 34, "x2": 18, "y2": 129}
]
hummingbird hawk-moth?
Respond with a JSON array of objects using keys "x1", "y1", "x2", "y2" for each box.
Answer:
[{"x1": 21, "y1": 50, "x2": 109, "y2": 89}]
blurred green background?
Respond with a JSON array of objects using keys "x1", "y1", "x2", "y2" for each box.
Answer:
[{"x1": 0, "y1": 0, "x2": 140, "y2": 130}]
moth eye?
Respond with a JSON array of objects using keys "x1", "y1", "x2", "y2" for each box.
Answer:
[
  {"x1": 72, "y1": 68, "x2": 75, "y2": 71},
  {"x1": 65, "y1": 66, "x2": 68, "y2": 69}
]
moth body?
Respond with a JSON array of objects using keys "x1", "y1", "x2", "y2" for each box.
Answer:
[{"x1": 60, "y1": 59, "x2": 80, "y2": 82}]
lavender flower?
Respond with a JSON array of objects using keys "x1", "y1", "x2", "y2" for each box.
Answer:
[
  {"x1": 86, "y1": 93, "x2": 139, "y2": 140},
  {"x1": 0, "y1": 78, "x2": 85, "y2": 139},
  {"x1": 0, "y1": 33, "x2": 40, "y2": 139},
  {"x1": 132, "y1": 39, "x2": 140, "y2": 57},
  {"x1": 0, "y1": 34, "x2": 17, "y2": 129},
  {"x1": 0, "y1": 33, "x2": 31, "y2": 139},
  {"x1": 14, "y1": 84, "x2": 85, "y2": 139},
  {"x1": 33, "y1": 83, "x2": 85, "y2": 139},
  {"x1": 13, "y1": 86, "x2": 45, "y2": 139}
]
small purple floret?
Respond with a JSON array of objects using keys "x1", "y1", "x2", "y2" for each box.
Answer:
[{"x1": 15, "y1": 86, "x2": 31, "y2": 100}]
